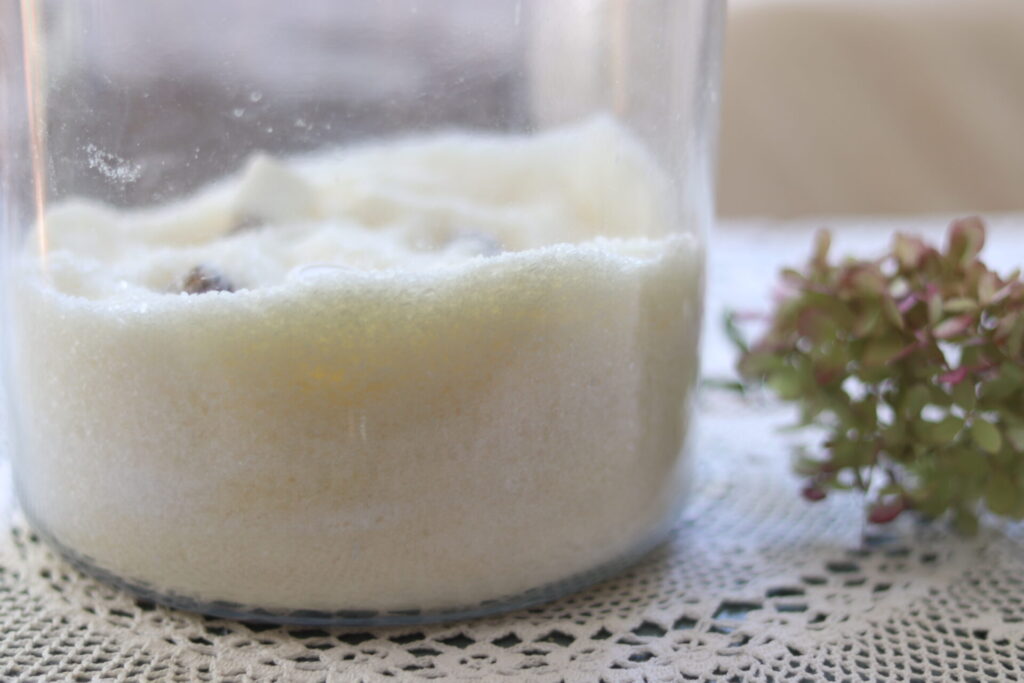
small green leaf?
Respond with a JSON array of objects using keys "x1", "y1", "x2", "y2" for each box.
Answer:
[
  {"x1": 849, "y1": 265, "x2": 887, "y2": 296},
  {"x1": 927, "y1": 384, "x2": 954, "y2": 407},
  {"x1": 1005, "y1": 425, "x2": 1024, "y2": 452},
  {"x1": 861, "y1": 337, "x2": 904, "y2": 367},
  {"x1": 952, "y1": 380, "x2": 976, "y2": 410},
  {"x1": 924, "y1": 415, "x2": 964, "y2": 445},
  {"x1": 881, "y1": 295, "x2": 905, "y2": 330},
  {"x1": 702, "y1": 378, "x2": 746, "y2": 393},
  {"x1": 852, "y1": 304, "x2": 882, "y2": 337},
  {"x1": 1001, "y1": 362, "x2": 1024, "y2": 385},
  {"x1": 882, "y1": 422, "x2": 910, "y2": 453},
  {"x1": 738, "y1": 350, "x2": 784, "y2": 379},
  {"x1": 878, "y1": 481, "x2": 907, "y2": 497},
  {"x1": 812, "y1": 229, "x2": 831, "y2": 268},
  {"x1": 893, "y1": 233, "x2": 927, "y2": 269},
  {"x1": 950, "y1": 445, "x2": 988, "y2": 479},
  {"x1": 980, "y1": 374, "x2": 1019, "y2": 402},
  {"x1": 794, "y1": 451, "x2": 825, "y2": 477},
  {"x1": 1008, "y1": 479, "x2": 1024, "y2": 519},
  {"x1": 917, "y1": 491, "x2": 950, "y2": 519},
  {"x1": 803, "y1": 291, "x2": 855, "y2": 327},
  {"x1": 1008, "y1": 315, "x2": 1024, "y2": 357},
  {"x1": 944, "y1": 297, "x2": 978, "y2": 313},
  {"x1": 953, "y1": 508, "x2": 980, "y2": 536},
  {"x1": 797, "y1": 307, "x2": 839, "y2": 342},
  {"x1": 723, "y1": 311, "x2": 749, "y2": 355},
  {"x1": 927, "y1": 295, "x2": 945, "y2": 327},
  {"x1": 947, "y1": 216, "x2": 986, "y2": 267},
  {"x1": 970, "y1": 419, "x2": 1003, "y2": 454},
  {"x1": 984, "y1": 475, "x2": 1018, "y2": 516},
  {"x1": 959, "y1": 346, "x2": 987, "y2": 371},
  {"x1": 768, "y1": 367, "x2": 803, "y2": 401},
  {"x1": 796, "y1": 400, "x2": 828, "y2": 426},
  {"x1": 901, "y1": 384, "x2": 931, "y2": 418},
  {"x1": 978, "y1": 271, "x2": 997, "y2": 305},
  {"x1": 780, "y1": 268, "x2": 808, "y2": 288}
]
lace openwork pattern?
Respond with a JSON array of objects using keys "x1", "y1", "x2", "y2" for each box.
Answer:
[{"x1": 2, "y1": 400, "x2": 1024, "y2": 682}]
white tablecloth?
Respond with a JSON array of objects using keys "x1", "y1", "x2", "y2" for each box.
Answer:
[{"x1": 2, "y1": 216, "x2": 1022, "y2": 681}]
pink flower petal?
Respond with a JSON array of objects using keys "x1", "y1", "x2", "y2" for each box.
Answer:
[
  {"x1": 938, "y1": 366, "x2": 970, "y2": 385},
  {"x1": 933, "y1": 314, "x2": 974, "y2": 339},
  {"x1": 868, "y1": 499, "x2": 905, "y2": 524}
]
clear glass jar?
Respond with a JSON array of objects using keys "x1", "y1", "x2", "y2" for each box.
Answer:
[{"x1": 0, "y1": 1, "x2": 723, "y2": 625}]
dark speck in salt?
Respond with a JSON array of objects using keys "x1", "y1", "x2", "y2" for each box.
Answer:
[
  {"x1": 181, "y1": 265, "x2": 235, "y2": 294},
  {"x1": 229, "y1": 212, "x2": 264, "y2": 234}
]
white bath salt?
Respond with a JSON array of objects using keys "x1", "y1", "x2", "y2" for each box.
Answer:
[{"x1": 9, "y1": 118, "x2": 704, "y2": 613}]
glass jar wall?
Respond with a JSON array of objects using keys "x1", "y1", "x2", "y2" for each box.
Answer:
[{"x1": 0, "y1": 0, "x2": 724, "y2": 624}]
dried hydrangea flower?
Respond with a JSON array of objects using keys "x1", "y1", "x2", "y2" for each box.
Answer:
[{"x1": 732, "y1": 217, "x2": 1024, "y2": 534}]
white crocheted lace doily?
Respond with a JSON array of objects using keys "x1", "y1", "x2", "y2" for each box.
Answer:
[{"x1": 2, "y1": 394, "x2": 1023, "y2": 682}]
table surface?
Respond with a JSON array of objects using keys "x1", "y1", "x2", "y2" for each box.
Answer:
[{"x1": 2, "y1": 215, "x2": 1023, "y2": 682}]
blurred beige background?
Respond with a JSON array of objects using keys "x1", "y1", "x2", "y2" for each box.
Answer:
[
  {"x1": 718, "y1": 0, "x2": 1024, "y2": 218},
  {"x1": 9, "y1": 1, "x2": 1022, "y2": 219}
]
